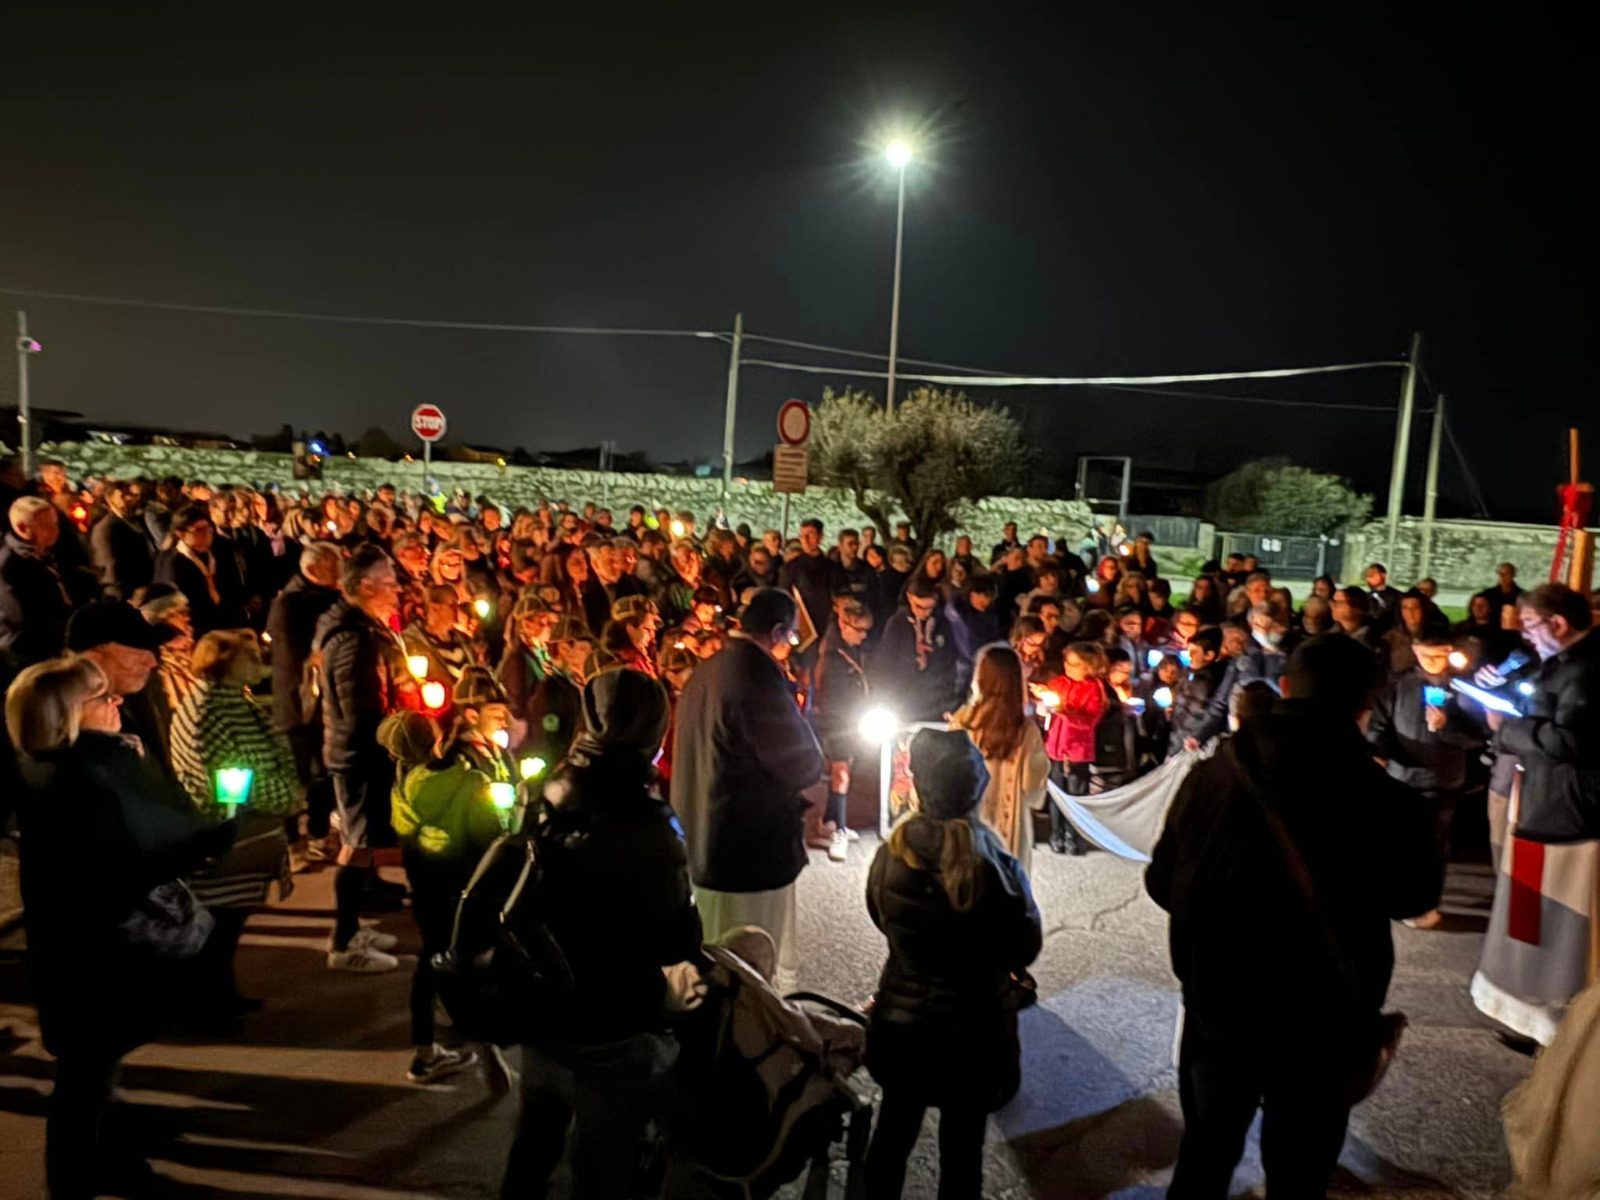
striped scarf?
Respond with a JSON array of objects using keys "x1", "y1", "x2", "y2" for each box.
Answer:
[{"x1": 170, "y1": 680, "x2": 301, "y2": 818}]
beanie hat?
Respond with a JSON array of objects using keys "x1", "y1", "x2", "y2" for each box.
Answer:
[
  {"x1": 452, "y1": 665, "x2": 508, "y2": 709},
  {"x1": 611, "y1": 594, "x2": 658, "y2": 623},
  {"x1": 908, "y1": 729, "x2": 985, "y2": 821},
  {"x1": 377, "y1": 710, "x2": 437, "y2": 770}
]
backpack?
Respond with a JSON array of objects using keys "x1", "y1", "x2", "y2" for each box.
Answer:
[{"x1": 429, "y1": 803, "x2": 579, "y2": 1046}]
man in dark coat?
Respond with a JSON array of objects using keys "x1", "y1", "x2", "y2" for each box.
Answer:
[
  {"x1": 1475, "y1": 562, "x2": 1523, "y2": 626},
  {"x1": 315, "y1": 544, "x2": 409, "y2": 972},
  {"x1": 1169, "y1": 626, "x2": 1227, "y2": 754},
  {"x1": 152, "y1": 504, "x2": 248, "y2": 634},
  {"x1": 0, "y1": 497, "x2": 77, "y2": 666},
  {"x1": 1364, "y1": 562, "x2": 1405, "y2": 618},
  {"x1": 670, "y1": 588, "x2": 824, "y2": 993},
  {"x1": 266, "y1": 541, "x2": 343, "y2": 842},
  {"x1": 580, "y1": 538, "x2": 645, "y2": 637},
  {"x1": 946, "y1": 575, "x2": 1003, "y2": 696},
  {"x1": 87, "y1": 481, "x2": 155, "y2": 600},
  {"x1": 874, "y1": 577, "x2": 962, "y2": 723},
  {"x1": 778, "y1": 518, "x2": 836, "y2": 644},
  {"x1": 1146, "y1": 635, "x2": 1440, "y2": 1195}
]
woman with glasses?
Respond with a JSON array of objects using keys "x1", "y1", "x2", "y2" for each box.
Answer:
[{"x1": 8, "y1": 655, "x2": 233, "y2": 1199}]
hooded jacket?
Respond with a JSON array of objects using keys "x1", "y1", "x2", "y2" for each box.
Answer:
[
  {"x1": 314, "y1": 599, "x2": 406, "y2": 774},
  {"x1": 1494, "y1": 631, "x2": 1600, "y2": 842}
]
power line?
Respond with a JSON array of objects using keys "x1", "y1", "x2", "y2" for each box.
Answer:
[
  {"x1": 739, "y1": 331, "x2": 1010, "y2": 377},
  {"x1": 1441, "y1": 408, "x2": 1493, "y2": 520},
  {"x1": 738, "y1": 355, "x2": 1407, "y2": 390},
  {"x1": 0, "y1": 286, "x2": 723, "y2": 341},
  {"x1": 1099, "y1": 383, "x2": 1397, "y2": 413}
]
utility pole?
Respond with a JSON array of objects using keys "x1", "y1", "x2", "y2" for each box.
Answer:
[
  {"x1": 1384, "y1": 331, "x2": 1423, "y2": 567},
  {"x1": 885, "y1": 166, "x2": 907, "y2": 415},
  {"x1": 721, "y1": 313, "x2": 742, "y2": 505},
  {"x1": 1419, "y1": 394, "x2": 1445, "y2": 580},
  {"x1": 16, "y1": 311, "x2": 33, "y2": 480}
]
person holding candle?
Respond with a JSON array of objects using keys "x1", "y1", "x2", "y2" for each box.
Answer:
[{"x1": 169, "y1": 628, "x2": 301, "y2": 1019}]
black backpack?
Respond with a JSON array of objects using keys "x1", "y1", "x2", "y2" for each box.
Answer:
[{"x1": 430, "y1": 802, "x2": 579, "y2": 1047}]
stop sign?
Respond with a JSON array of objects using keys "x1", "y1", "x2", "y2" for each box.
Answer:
[{"x1": 411, "y1": 404, "x2": 448, "y2": 443}]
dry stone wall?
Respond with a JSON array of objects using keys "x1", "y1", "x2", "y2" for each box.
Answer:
[
  {"x1": 41, "y1": 441, "x2": 1096, "y2": 553},
  {"x1": 1342, "y1": 517, "x2": 1595, "y2": 592}
]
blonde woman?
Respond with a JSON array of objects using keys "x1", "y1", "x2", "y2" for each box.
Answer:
[
  {"x1": 9, "y1": 656, "x2": 231, "y2": 1199},
  {"x1": 170, "y1": 629, "x2": 301, "y2": 1018},
  {"x1": 949, "y1": 643, "x2": 1051, "y2": 877}
]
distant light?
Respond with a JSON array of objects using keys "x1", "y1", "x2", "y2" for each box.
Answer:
[
  {"x1": 309, "y1": 441, "x2": 326, "y2": 455},
  {"x1": 473, "y1": 597, "x2": 492, "y2": 619},
  {"x1": 326, "y1": 520, "x2": 338, "y2": 533},
  {"x1": 407, "y1": 655, "x2": 430, "y2": 680},
  {"x1": 858, "y1": 706, "x2": 899, "y2": 743},
  {"x1": 261, "y1": 631, "x2": 272, "y2": 645},
  {"x1": 519, "y1": 755, "x2": 547, "y2": 781},
  {"x1": 1153, "y1": 687, "x2": 1174, "y2": 710},
  {"x1": 488, "y1": 782, "x2": 516, "y2": 810},
  {"x1": 496, "y1": 457, "x2": 506, "y2": 468},
  {"x1": 1448, "y1": 651, "x2": 1470, "y2": 671},
  {"x1": 670, "y1": 519, "x2": 686, "y2": 539},
  {"x1": 347, "y1": 451, "x2": 357, "y2": 459},
  {"x1": 885, "y1": 139, "x2": 913, "y2": 169},
  {"x1": 491, "y1": 729, "x2": 510, "y2": 749},
  {"x1": 1517, "y1": 680, "x2": 1536, "y2": 696},
  {"x1": 1086, "y1": 579, "x2": 1101, "y2": 595},
  {"x1": 420, "y1": 680, "x2": 447, "y2": 710},
  {"x1": 1146, "y1": 649, "x2": 1163, "y2": 668},
  {"x1": 1118, "y1": 542, "x2": 1132, "y2": 557}
]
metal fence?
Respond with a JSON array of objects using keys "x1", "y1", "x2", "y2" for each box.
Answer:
[
  {"x1": 1126, "y1": 515, "x2": 1203, "y2": 549},
  {"x1": 1214, "y1": 531, "x2": 1344, "y2": 579}
]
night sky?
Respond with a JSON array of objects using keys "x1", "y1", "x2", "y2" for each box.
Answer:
[{"x1": 0, "y1": 7, "x2": 1587, "y2": 522}]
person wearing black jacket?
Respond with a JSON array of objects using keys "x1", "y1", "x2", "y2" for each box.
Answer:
[
  {"x1": 811, "y1": 600, "x2": 874, "y2": 861},
  {"x1": 875, "y1": 577, "x2": 962, "y2": 723},
  {"x1": 501, "y1": 668, "x2": 704, "y2": 1200},
  {"x1": 315, "y1": 544, "x2": 410, "y2": 972},
  {"x1": 266, "y1": 543, "x2": 343, "y2": 844},
  {"x1": 1488, "y1": 583, "x2": 1600, "y2": 844},
  {"x1": 1169, "y1": 627, "x2": 1226, "y2": 754},
  {"x1": 1367, "y1": 630, "x2": 1485, "y2": 929},
  {"x1": 0, "y1": 497, "x2": 78, "y2": 666},
  {"x1": 670, "y1": 589, "x2": 824, "y2": 994},
  {"x1": 1146, "y1": 636, "x2": 1440, "y2": 1196},
  {"x1": 87, "y1": 481, "x2": 155, "y2": 600},
  {"x1": 946, "y1": 575, "x2": 1003, "y2": 696},
  {"x1": 9, "y1": 655, "x2": 235, "y2": 1200},
  {"x1": 778, "y1": 518, "x2": 835, "y2": 646},
  {"x1": 865, "y1": 729, "x2": 1042, "y2": 1199},
  {"x1": 152, "y1": 504, "x2": 248, "y2": 635}
]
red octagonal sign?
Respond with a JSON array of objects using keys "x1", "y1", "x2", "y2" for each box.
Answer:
[{"x1": 411, "y1": 404, "x2": 448, "y2": 443}]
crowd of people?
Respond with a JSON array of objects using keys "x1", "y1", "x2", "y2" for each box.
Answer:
[{"x1": 1, "y1": 456, "x2": 1597, "y2": 1198}]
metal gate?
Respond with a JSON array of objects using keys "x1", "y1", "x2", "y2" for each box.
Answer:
[{"x1": 1214, "y1": 532, "x2": 1344, "y2": 579}]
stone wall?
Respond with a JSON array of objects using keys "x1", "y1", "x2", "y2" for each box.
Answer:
[
  {"x1": 41, "y1": 440, "x2": 1095, "y2": 553},
  {"x1": 1343, "y1": 517, "x2": 1596, "y2": 592}
]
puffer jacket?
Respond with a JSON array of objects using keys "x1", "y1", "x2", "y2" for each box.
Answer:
[
  {"x1": 266, "y1": 574, "x2": 341, "y2": 733},
  {"x1": 314, "y1": 600, "x2": 406, "y2": 773},
  {"x1": 1494, "y1": 632, "x2": 1600, "y2": 843},
  {"x1": 865, "y1": 816, "x2": 1041, "y2": 1108},
  {"x1": 1169, "y1": 661, "x2": 1227, "y2": 755}
]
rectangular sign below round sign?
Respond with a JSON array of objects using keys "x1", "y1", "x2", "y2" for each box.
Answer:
[
  {"x1": 411, "y1": 404, "x2": 448, "y2": 443},
  {"x1": 777, "y1": 399, "x2": 811, "y2": 446},
  {"x1": 773, "y1": 444, "x2": 809, "y2": 494}
]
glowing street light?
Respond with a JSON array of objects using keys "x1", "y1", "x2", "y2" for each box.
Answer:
[
  {"x1": 858, "y1": 706, "x2": 899, "y2": 744},
  {"x1": 883, "y1": 137, "x2": 913, "y2": 415}
]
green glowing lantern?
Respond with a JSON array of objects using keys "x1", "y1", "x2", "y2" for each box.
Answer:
[
  {"x1": 519, "y1": 755, "x2": 547, "y2": 781},
  {"x1": 488, "y1": 782, "x2": 517, "y2": 810},
  {"x1": 215, "y1": 767, "x2": 254, "y2": 809}
]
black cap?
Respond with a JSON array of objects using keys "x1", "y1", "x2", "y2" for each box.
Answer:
[{"x1": 65, "y1": 601, "x2": 179, "y2": 653}]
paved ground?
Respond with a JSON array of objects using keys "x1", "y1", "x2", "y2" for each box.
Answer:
[{"x1": 0, "y1": 820, "x2": 1532, "y2": 1199}]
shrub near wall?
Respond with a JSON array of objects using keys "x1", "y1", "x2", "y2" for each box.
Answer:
[{"x1": 43, "y1": 441, "x2": 1095, "y2": 558}]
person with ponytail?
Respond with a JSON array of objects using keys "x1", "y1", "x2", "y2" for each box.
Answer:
[{"x1": 865, "y1": 729, "x2": 1043, "y2": 1199}]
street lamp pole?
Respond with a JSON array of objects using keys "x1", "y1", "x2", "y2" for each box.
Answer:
[{"x1": 884, "y1": 141, "x2": 911, "y2": 415}]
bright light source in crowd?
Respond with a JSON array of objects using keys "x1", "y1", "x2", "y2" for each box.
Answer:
[
  {"x1": 1424, "y1": 685, "x2": 1449, "y2": 708},
  {"x1": 420, "y1": 680, "x2": 447, "y2": 710},
  {"x1": 407, "y1": 655, "x2": 430, "y2": 679},
  {"x1": 309, "y1": 441, "x2": 326, "y2": 455},
  {"x1": 520, "y1": 755, "x2": 547, "y2": 781},
  {"x1": 1086, "y1": 579, "x2": 1100, "y2": 594},
  {"x1": 1146, "y1": 649, "x2": 1163, "y2": 668},
  {"x1": 885, "y1": 139, "x2": 913, "y2": 169},
  {"x1": 474, "y1": 598, "x2": 492, "y2": 619},
  {"x1": 492, "y1": 729, "x2": 510, "y2": 749},
  {"x1": 1179, "y1": 650, "x2": 1192, "y2": 667},
  {"x1": 1518, "y1": 680, "x2": 1536, "y2": 696},
  {"x1": 1126, "y1": 697, "x2": 1146, "y2": 715},
  {"x1": 788, "y1": 632, "x2": 800, "y2": 646},
  {"x1": 670, "y1": 520, "x2": 686, "y2": 539},
  {"x1": 214, "y1": 767, "x2": 253, "y2": 807},
  {"x1": 261, "y1": 631, "x2": 272, "y2": 645},
  {"x1": 488, "y1": 782, "x2": 516, "y2": 810},
  {"x1": 326, "y1": 520, "x2": 338, "y2": 533},
  {"x1": 1448, "y1": 651, "x2": 1470, "y2": 671},
  {"x1": 1118, "y1": 542, "x2": 1132, "y2": 557},
  {"x1": 1153, "y1": 687, "x2": 1174, "y2": 710},
  {"x1": 1038, "y1": 690, "x2": 1061, "y2": 709},
  {"x1": 858, "y1": 706, "x2": 899, "y2": 743}
]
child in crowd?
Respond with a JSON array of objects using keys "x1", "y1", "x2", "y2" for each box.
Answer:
[{"x1": 1042, "y1": 641, "x2": 1108, "y2": 855}]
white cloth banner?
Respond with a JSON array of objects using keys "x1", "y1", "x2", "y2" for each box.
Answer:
[{"x1": 1047, "y1": 745, "x2": 1214, "y2": 862}]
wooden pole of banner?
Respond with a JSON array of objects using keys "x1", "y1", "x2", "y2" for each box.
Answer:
[{"x1": 1566, "y1": 428, "x2": 1594, "y2": 594}]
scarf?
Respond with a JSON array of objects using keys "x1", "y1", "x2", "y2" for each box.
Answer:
[{"x1": 177, "y1": 542, "x2": 220, "y2": 604}]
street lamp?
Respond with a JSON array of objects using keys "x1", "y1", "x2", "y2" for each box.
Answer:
[{"x1": 883, "y1": 139, "x2": 912, "y2": 414}]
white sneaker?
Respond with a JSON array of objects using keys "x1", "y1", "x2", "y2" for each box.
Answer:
[
  {"x1": 844, "y1": 827, "x2": 860, "y2": 843},
  {"x1": 828, "y1": 829, "x2": 849, "y2": 863},
  {"x1": 406, "y1": 1045, "x2": 479, "y2": 1084},
  {"x1": 328, "y1": 946, "x2": 399, "y2": 973},
  {"x1": 344, "y1": 928, "x2": 399, "y2": 953}
]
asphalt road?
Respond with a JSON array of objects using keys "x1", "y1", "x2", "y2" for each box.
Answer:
[{"x1": 0, "y1": 828, "x2": 1532, "y2": 1199}]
